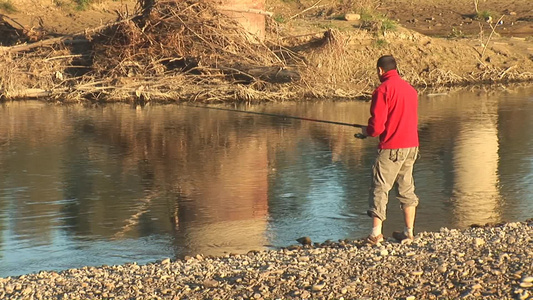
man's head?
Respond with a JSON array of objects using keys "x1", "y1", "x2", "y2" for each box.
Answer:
[{"x1": 376, "y1": 55, "x2": 397, "y2": 78}]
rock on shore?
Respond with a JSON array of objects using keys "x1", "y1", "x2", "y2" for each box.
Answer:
[{"x1": 1, "y1": 221, "x2": 531, "y2": 299}]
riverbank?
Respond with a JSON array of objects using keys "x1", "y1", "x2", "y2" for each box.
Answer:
[
  {"x1": 0, "y1": 220, "x2": 531, "y2": 299},
  {"x1": 0, "y1": 0, "x2": 532, "y2": 102}
]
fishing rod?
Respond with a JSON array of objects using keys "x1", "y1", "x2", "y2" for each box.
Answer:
[{"x1": 189, "y1": 104, "x2": 367, "y2": 131}]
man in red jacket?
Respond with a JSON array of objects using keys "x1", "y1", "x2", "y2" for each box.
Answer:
[{"x1": 360, "y1": 55, "x2": 419, "y2": 244}]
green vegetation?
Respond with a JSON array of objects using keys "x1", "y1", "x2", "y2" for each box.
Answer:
[
  {"x1": 75, "y1": 0, "x2": 92, "y2": 10},
  {"x1": 53, "y1": 0, "x2": 73, "y2": 9},
  {"x1": 374, "y1": 38, "x2": 388, "y2": 47},
  {"x1": 0, "y1": 0, "x2": 17, "y2": 13},
  {"x1": 360, "y1": 8, "x2": 374, "y2": 23},
  {"x1": 448, "y1": 27, "x2": 465, "y2": 38},
  {"x1": 336, "y1": 0, "x2": 375, "y2": 13},
  {"x1": 311, "y1": 21, "x2": 345, "y2": 31},
  {"x1": 381, "y1": 18, "x2": 396, "y2": 32},
  {"x1": 273, "y1": 14, "x2": 286, "y2": 23},
  {"x1": 476, "y1": 10, "x2": 494, "y2": 21},
  {"x1": 360, "y1": 8, "x2": 397, "y2": 35}
]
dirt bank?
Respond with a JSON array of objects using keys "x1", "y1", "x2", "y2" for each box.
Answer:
[
  {"x1": 0, "y1": 0, "x2": 532, "y2": 102},
  {"x1": 4, "y1": 0, "x2": 531, "y2": 38},
  {"x1": 382, "y1": 0, "x2": 533, "y2": 37}
]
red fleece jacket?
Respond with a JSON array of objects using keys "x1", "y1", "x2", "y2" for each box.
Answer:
[{"x1": 366, "y1": 69, "x2": 419, "y2": 149}]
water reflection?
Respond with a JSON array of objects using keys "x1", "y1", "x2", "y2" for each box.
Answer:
[
  {"x1": 451, "y1": 93, "x2": 501, "y2": 227},
  {"x1": 0, "y1": 87, "x2": 532, "y2": 277}
]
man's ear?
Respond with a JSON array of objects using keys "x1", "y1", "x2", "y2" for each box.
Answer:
[{"x1": 378, "y1": 67, "x2": 385, "y2": 76}]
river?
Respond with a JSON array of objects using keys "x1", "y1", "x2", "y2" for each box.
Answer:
[{"x1": 1, "y1": 86, "x2": 532, "y2": 277}]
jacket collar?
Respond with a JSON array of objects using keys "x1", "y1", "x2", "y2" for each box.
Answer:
[{"x1": 380, "y1": 69, "x2": 399, "y2": 82}]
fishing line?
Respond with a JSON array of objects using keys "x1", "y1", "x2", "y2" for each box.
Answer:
[{"x1": 188, "y1": 104, "x2": 365, "y2": 128}]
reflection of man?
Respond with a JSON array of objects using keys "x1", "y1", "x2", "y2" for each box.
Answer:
[{"x1": 360, "y1": 55, "x2": 420, "y2": 244}]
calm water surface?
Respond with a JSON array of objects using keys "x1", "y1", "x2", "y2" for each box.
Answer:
[{"x1": 1, "y1": 87, "x2": 532, "y2": 277}]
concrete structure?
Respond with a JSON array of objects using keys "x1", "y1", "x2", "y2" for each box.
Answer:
[{"x1": 215, "y1": 0, "x2": 268, "y2": 41}]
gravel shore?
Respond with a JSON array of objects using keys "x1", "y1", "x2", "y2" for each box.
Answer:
[{"x1": 1, "y1": 220, "x2": 531, "y2": 300}]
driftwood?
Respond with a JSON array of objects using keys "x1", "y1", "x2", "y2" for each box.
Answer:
[
  {"x1": 0, "y1": 14, "x2": 27, "y2": 46},
  {"x1": 0, "y1": 16, "x2": 138, "y2": 53},
  {"x1": 216, "y1": 6, "x2": 273, "y2": 17},
  {"x1": 2, "y1": 88, "x2": 56, "y2": 99},
  {"x1": 0, "y1": 14, "x2": 25, "y2": 30},
  {"x1": 228, "y1": 66, "x2": 301, "y2": 83},
  {"x1": 0, "y1": 36, "x2": 88, "y2": 53}
]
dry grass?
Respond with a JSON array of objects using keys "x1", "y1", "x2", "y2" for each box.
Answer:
[
  {"x1": 299, "y1": 29, "x2": 374, "y2": 98},
  {"x1": 0, "y1": 48, "x2": 73, "y2": 99}
]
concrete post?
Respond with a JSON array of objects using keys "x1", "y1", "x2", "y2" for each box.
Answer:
[{"x1": 214, "y1": 0, "x2": 267, "y2": 41}]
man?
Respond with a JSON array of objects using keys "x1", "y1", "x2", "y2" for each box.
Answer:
[{"x1": 360, "y1": 55, "x2": 419, "y2": 244}]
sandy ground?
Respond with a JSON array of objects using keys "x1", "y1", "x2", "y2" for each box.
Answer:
[
  {"x1": 381, "y1": 0, "x2": 533, "y2": 37},
  {"x1": 1, "y1": 0, "x2": 135, "y2": 36},
  {"x1": 265, "y1": 0, "x2": 533, "y2": 37},
  {"x1": 1, "y1": 0, "x2": 532, "y2": 38}
]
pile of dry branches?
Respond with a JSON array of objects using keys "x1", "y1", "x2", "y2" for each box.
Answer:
[
  {"x1": 92, "y1": 1, "x2": 283, "y2": 78},
  {"x1": 79, "y1": 0, "x2": 303, "y2": 102}
]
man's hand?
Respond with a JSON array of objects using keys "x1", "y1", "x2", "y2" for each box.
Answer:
[
  {"x1": 360, "y1": 126, "x2": 368, "y2": 137},
  {"x1": 354, "y1": 126, "x2": 368, "y2": 139}
]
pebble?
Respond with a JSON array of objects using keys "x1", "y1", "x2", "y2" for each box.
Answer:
[
  {"x1": 311, "y1": 282, "x2": 326, "y2": 291},
  {"x1": 203, "y1": 279, "x2": 218, "y2": 288},
  {"x1": 296, "y1": 237, "x2": 312, "y2": 246},
  {"x1": 344, "y1": 13, "x2": 361, "y2": 21},
  {"x1": 0, "y1": 220, "x2": 530, "y2": 300},
  {"x1": 379, "y1": 249, "x2": 389, "y2": 256},
  {"x1": 22, "y1": 287, "x2": 31, "y2": 295},
  {"x1": 474, "y1": 238, "x2": 485, "y2": 246},
  {"x1": 522, "y1": 276, "x2": 533, "y2": 283},
  {"x1": 519, "y1": 291, "x2": 530, "y2": 300}
]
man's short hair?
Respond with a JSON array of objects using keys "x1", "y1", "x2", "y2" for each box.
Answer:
[{"x1": 377, "y1": 55, "x2": 397, "y2": 72}]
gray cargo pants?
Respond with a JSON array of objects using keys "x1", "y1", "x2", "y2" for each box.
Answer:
[{"x1": 367, "y1": 147, "x2": 419, "y2": 221}]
